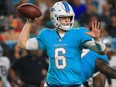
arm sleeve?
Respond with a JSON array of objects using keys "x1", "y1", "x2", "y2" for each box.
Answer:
[
  {"x1": 83, "y1": 40, "x2": 106, "y2": 54},
  {"x1": 26, "y1": 29, "x2": 46, "y2": 51},
  {"x1": 80, "y1": 28, "x2": 92, "y2": 45},
  {"x1": 83, "y1": 41, "x2": 99, "y2": 53},
  {"x1": 26, "y1": 38, "x2": 39, "y2": 50},
  {"x1": 96, "y1": 59, "x2": 116, "y2": 78}
]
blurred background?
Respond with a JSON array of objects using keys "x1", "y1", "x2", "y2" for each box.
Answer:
[{"x1": 0, "y1": 0, "x2": 115, "y2": 87}]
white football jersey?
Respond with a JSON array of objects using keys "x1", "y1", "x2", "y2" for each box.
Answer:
[{"x1": 0, "y1": 56, "x2": 11, "y2": 87}]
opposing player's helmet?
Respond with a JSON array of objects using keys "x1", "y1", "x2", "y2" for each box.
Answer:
[
  {"x1": 102, "y1": 37, "x2": 113, "y2": 51},
  {"x1": 50, "y1": 1, "x2": 75, "y2": 31}
]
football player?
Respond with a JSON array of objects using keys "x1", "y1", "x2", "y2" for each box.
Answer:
[
  {"x1": 81, "y1": 38, "x2": 116, "y2": 87},
  {"x1": 0, "y1": 45, "x2": 11, "y2": 87},
  {"x1": 81, "y1": 49, "x2": 108, "y2": 84},
  {"x1": 18, "y1": 1, "x2": 107, "y2": 87}
]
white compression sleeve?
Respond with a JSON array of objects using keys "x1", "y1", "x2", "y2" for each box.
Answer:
[
  {"x1": 26, "y1": 38, "x2": 39, "y2": 50},
  {"x1": 83, "y1": 40, "x2": 106, "y2": 52}
]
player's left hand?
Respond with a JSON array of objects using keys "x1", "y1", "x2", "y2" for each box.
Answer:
[{"x1": 85, "y1": 20, "x2": 102, "y2": 41}]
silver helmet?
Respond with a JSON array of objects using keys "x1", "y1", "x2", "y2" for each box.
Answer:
[{"x1": 50, "y1": 1, "x2": 75, "y2": 31}]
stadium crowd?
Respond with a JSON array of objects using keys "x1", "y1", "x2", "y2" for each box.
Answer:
[{"x1": 0, "y1": 0, "x2": 116, "y2": 87}]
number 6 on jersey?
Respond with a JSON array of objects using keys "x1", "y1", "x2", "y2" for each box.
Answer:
[{"x1": 55, "y1": 48, "x2": 66, "y2": 69}]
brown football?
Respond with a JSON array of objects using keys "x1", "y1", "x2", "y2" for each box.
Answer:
[{"x1": 17, "y1": 3, "x2": 42, "y2": 19}]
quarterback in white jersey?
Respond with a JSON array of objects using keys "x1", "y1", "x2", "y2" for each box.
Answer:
[{"x1": 0, "y1": 46, "x2": 11, "y2": 87}]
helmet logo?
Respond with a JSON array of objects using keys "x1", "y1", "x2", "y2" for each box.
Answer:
[
  {"x1": 50, "y1": 8, "x2": 56, "y2": 12},
  {"x1": 50, "y1": 8, "x2": 55, "y2": 15}
]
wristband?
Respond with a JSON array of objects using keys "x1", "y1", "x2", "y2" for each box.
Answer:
[{"x1": 94, "y1": 40, "x2": 106, "y2": 51}]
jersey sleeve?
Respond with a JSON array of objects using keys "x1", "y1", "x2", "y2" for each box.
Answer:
[
  {"x1": 97, "y1": 54, "x2": 108, "y2": 64},
  {"x1": 80, "y1": 28, "x2": 92, "y2": 45},
  {"x1": 87, "y1": 51, "x2": 108, "y2": 66},
  {"x1": 36, "y1": 29, "x2": 46, "y2": 51}
]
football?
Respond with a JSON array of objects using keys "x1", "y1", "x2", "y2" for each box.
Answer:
[{"x1": 17, "y1": 3, "x2": 42, "y2": 19}]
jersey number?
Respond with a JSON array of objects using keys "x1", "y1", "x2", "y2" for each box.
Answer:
[
  {"x1": 55, "y1": 48, "x2": 66, "y2": 69},
  {"x1": 0, "y1": 66, "x2": 7, "y2": 76}
]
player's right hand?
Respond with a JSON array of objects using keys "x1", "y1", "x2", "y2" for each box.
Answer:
[{"x1": 27, "y1": 19, "x2": 34, "y2": 23}]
